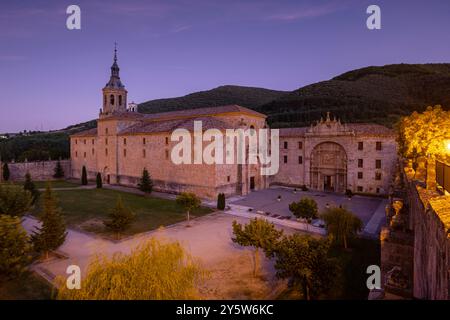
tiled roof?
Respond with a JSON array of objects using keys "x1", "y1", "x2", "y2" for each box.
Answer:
[
  {"x1": 119, "y1": 116, "x2": 230, "y2": 135},
  {"x1": 278, "y1": 127, "x2": 308, "y2": 137},
  {"x1": 70, "y1": 128, "x2": 98, "y2": 137}
]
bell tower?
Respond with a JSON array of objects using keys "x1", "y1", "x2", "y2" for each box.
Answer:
[{"x1": 101, "y1": 43, "x2": 127, "y2": 116}]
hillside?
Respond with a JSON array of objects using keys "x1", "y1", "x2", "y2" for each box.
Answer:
[
  {"x1": 257, "y1": 63, "x2": 450, "y2": 128},
  {"x1": 138, "y1": 85, "x2": 288, "y2": 113},
  {"x1": 2, "y1": 63, "x2": 450, "y2": 162}
]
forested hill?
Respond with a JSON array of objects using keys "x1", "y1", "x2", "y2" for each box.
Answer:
[
  {"x1": 257, "y1": 63, "x2": 450, "y2": 128},
  {"x1": 2, "y1": 63, "x2": 450, "y2": 162},
  {"x1": 138, "y1": 85, "x2": 288, "y2": 113}
]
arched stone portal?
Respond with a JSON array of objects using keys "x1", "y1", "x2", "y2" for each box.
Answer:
[{"x1": 310, "y1": 142, "x2": 347, "y2": 192}]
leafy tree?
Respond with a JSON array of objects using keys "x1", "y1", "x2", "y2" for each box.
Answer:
[
  {"x1": 397, "y1": 105, "x2": 450, "y2": 159},
  {"x1": 103, "y1": 196, "x2": 135, "y2": 239},
  {"x1": 23, "y1": 172, "x2": 40, "y2": 205},
  {"x1": 57, "y1": 238, "x2": 206, "y2": 300},
  {"x1": 0, "y1": 214, "x2": 32, "y2": 277},
  {"x1": 321, "y1": 207, "x2": 363, "y2": 249},
  {"x1": 2, "y1": 162, "x2": 10, "y2": 181},
  {"x1": 0, "y1": 184, "x2": 32, "y2": 217},
  {"x1": 138, "y1": 168, "x2": 153, "y2": 194},
  {"x1": 176, "y1": 192, "x2": 201, "y2": 226},
  {"x1": 81, "y1": 166, "x2": 88, "y2": 185},
  {"x1": 289, "y1": 197, "x2": 318, "y2": 222},
  {"x1": 31, "y1": 185, "x2": 67, "y2": 259},
  {"x1": 96, "y1": 173, "x2": 102, "y2": 189},
  {"x1": 274, "y1": 234, "x2": 338, "y2": 300},
  {"x1": 232, "y1": 218, "x2": 283, "y2": 277},
  {"x1": 53, "y1": 160, "x2": 65, "y2": 179},
  {"x1": 217, "y1": 193, "x2": 225, "y2": 210}
]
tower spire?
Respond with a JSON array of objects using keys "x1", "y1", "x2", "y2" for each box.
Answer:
[{"x1": 114, "y1": 42, "x2": 117, "y2": 63}]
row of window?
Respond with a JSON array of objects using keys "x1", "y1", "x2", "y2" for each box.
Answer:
[
  {"x1": 358, "y1": 159, "x2": 382, "y2": 169},
  {"x1": 358, "y1": 172, "x2": 382, "y2": 180},
  {"x1": 282, "y1": 155, "x2": 303, "y2": 164},
  {"x1": 75, "y1": 148, "x2": 171, "y2": 160},
  {"x1": 282, "y1": 141, "x2": 383, "y2": 151},
  {"x1": 104, "y1": 94, "x2": 123, "y2": 106}
]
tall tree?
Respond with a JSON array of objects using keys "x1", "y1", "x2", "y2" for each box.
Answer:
[
  {"x1": 2, "y1": 163, "x2": 10, "y2": 181},
  {"x1": 23, "y1": 172, "x2": 40, "y2": 205},
  {"x1": 96, "y1": 173, "x2": 103, "y2": 189},
  {"x1": 274, "y1": 234, "x2": 338, "y2": 300},
  {"x1": 321, "y1": 207, "x2": 363, "y2": 249},
  {"x1": 81, "y1": 166, "x2": 88, "y2": 185},
  {"x1": 103, "y1": 195, "x2": 135, "y2": 239},
  {"x1": 0, "y1": 214, "x2": 32, "y2": 277},
  {"x1": 57, "y1": 239, "x2": 206, "y2": 300},
  {"x1": 289, "y1": 197, "x2": 318, "y2": 222},
  {"x1": 31, "y1": 185, "x2": 67, "y2": 259},
  {"x1": 0, "y1": 184, "x2": 32, "y2": 217},
  {"x1": 232, "y1": 218, "x2": 283, "y2": 277},
  {"x1": 217, "y1": 193, "x2": 225, "y2": 210},
  {"x1": 138, "y1": 168, "x2": 153, "y2": 194},
  {"x1": 53, "y1": 160, "x2": 65, "y2": 179},
  {"x1": 176, "y1": 192, "x2": 201, "y2": 226}
]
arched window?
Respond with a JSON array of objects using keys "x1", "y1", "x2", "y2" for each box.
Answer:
[
  {"x1": 104, "y1": 95, "x2": 106, "y2": 106},
  {"x1": 119, "y1": 95, "x2": 122, "y2": 106},
  {"x1": 110, "y1": 94, "x2": 115, "y2": 105}
]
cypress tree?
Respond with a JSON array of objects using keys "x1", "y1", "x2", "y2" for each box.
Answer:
[
  {"x1": 31, "y1": 184, "x2": 67, "y2": 259},
  {"x1": 96, "y1": 173, "x2": 103, "y2": 189},
  {"x1": 23, "y1": 172, "x2": 40, "y2": 205},
  {"x1": 2, "y1": 163, "x2": 10, "y2": 181},
  {"x1": 81, "y1": 166, "x2": 88, "y2": 185},
  {"x1": 53, "y1": 160, "x2": 65, "y2": 179},
  {"x1": 217, "y1": 193, "x2": 225, "y2": 210},
  {"x1": 103, "y1": 196, "x2": 135, "y2": 239},
  {"x1": 138, "y1": 168, "x2": 153, "y2": 194}
]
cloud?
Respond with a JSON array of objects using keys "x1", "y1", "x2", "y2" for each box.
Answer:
[
  {"x1": 263, "y1": 1, "x2": 344, "y2": 22},
  {"x1": 171, "y1": 25, "x2": 191, "y2": 33}
]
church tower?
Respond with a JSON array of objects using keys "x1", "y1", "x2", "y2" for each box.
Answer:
[{"x1": 101, "y1": 44, "x2": 127, "y2": 116}]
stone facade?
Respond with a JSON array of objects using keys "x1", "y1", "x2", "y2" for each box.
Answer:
[
  {"x1": 70, "y1": 51, "x2": 397, "y2": 200},
  {"x1": 0, "y1": 160, "x2": 70, "y2": 182}
]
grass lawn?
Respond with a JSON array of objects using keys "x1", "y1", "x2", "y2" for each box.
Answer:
[
  {"x1": 36, "y1": 188, "x2": 213, "y2": 237},
  {"x1": 0, "y1": 272, "x2": 53, "y2": 300}
]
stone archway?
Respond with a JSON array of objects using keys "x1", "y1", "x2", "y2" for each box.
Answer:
[
  {"x1": 310, "y1": 142, "x2": 347, "y2": 192},
  {"x1": 103, "y1": 166, "x2": 110, "y2": 184}
]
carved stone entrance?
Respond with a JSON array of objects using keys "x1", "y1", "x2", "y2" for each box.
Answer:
[{"x1": 310, "y1": 142, "x2": 347, "y2": 192}]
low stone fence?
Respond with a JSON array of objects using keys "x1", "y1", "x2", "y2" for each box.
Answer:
[{"x1": 0, "y1": 160, "x2": 71, "y2": 182}]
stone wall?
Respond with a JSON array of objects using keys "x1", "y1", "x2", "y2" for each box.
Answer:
[{"x1": 0, "y1": 160, "x2": 71, "y2": 181}]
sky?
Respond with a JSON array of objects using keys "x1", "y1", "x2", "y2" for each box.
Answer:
[{"x1": 1, "y1": 0, "x2": 450, "y2": 132}]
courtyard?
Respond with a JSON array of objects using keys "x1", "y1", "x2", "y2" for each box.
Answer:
[{"x1": 230, "y1": 187, "x2": 387, "y2": 231}]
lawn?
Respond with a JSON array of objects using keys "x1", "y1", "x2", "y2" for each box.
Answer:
[
  {"x1": 37, "y1": 188, "x2": 213, "y2": 237},
  {"x1": 0, "y1": 272, "x2": 53, "y2": 300}
]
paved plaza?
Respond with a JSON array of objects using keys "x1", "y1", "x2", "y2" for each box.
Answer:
[{"x1": 230, "y1": 186, "x2": 386, "y2": 227}]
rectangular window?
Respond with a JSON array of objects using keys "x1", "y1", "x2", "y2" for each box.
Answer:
[
  {"x1": 358, "y1": 159, "x2": 363, "y2": 168},
  {"x1": 123, "y1": 149, "x2": 127, "y2": 157},
  {"x1": 165, "y1": 137, "x2": 169, "y2": 145},
  {"x1": 75, "y1": 151, "x2": 78, "y2": 157},
  {"x1": 358, "y1": 142, "x2": 363, "y2": 150},
  {"x1": 284, "y1": 141, "x2": 288, "y2": 149},
  {"x1": 227, "y1": 176, "x2": 231, "y2": 182},
  {"x1": 92, "y1": 148, "x2": 94, "y2": 155},
  {"x1": 124, "y1": 138, "x2": 127, "y2": 145},
  {"x1": 83, "y1": 139, "x2": 86, "y2": 145},
  {"x1": 358, "y1": 172, "x2": 363, "y2": 179},
  {"x1": 298, "y1": 141, "x2": 303, "y2": 149},
  {"x1": 376, "y1": 159, "x2": 382, "y2": 169},
  {"x1": 357, "y1": 186, "x2": 363, "y2": 192},
  {"x1": 143, "y1": 138, "x2": 146, "y2": 145},
  {"x1": 105, "y1": 128, "x2": 108, "y2": 135},
  {"x1": 165, "y1": 150, "x2": 169, "y2": 160},
  {"x1": 376, "y1": 141, "x2": 382, "y2": 151},
  {"x1": 298, "y1": 156, "x2": 303, "y2": 164},
  {"x1": 105, "y1": 138, "x2": 108, "y2": 145},
  {"x1": 376, "y1": 188, "x2": 380, "y2": 194},
  {"x1": 92, "y1": 139, "x2": 95, "y2": 145},
  {"x1": 75, "y1": 139, "x2": 78, "y2": 145},
  {"x1": 83, "y1": 152, "x2": 86, "y2": 158},
  {"x1": 143, "y1": 149, "x2": 146, "y2": 158},
  {"x1": 284, "y1": 155, "x2": 288, "y2": 164},
  {"x1": 105, "y1": 148, "x2": 108, "y2": 156},
  {"x1": 375, "y1": 172, "x2": 382, "y2": 180}
]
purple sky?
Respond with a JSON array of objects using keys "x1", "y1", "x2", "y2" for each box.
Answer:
[{"x1": 1, "y1": 0, "x2": 450, "y2": 132}]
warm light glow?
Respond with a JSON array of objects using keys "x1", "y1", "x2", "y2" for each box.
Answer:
[{"x1": 447, "y1": 141, "x2": 450, "y2": 152}]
